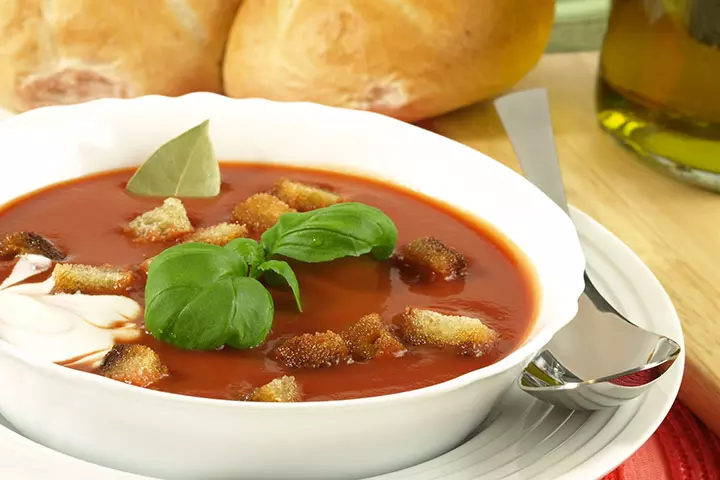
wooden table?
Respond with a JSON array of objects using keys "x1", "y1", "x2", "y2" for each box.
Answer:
[{"x1": 426, "y1": 52, "x2": 720, "y2": 435}]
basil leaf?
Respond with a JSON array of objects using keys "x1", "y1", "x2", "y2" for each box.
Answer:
[
  {"x1": 126, "y1": 120, "x2": 221, "y2": 198},
  {"x1": 224, "y1": 238, "x2": 265, "y2": 274},
  {"x1": 145, "y1": 243, "x2": 248, "y2": 298},
  {"x1": 146, "y1": 283, "x2": 234, "y2": 350},
  {"x1": 223, "y1": 277, "x2": 274, "y2": 349},
  {"x1": 256, "y1": 260, "x2": 302, "y2": 312},
  {"x1": 146, "y1": 277, "x2": 273, "y2": 350},
  {"x1": 261, "y1": 202, "x2": 398, "y2": 263},
  {"x1": 147, "y1": 243, "x2": 247, "y2": 294},
  {"x1": 145, "y1": 243, "x2": 276, "y2": 350}
]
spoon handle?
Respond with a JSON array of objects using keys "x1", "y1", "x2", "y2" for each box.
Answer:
[
  {"x1": 495, "y1": 90, "x2": 624, "y2": 317},
  {"x1": 493, "y1": 89, "x2": 569, "y2": 215}
]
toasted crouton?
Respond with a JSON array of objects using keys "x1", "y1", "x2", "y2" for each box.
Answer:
[
  {"x1": 99, "y1": 344, "x2": 169, "y2": 387},
  {"x1": 272, "y1": 178, "x2": 345, "y2": 212},
  {"x1": 127, "y1": 198, "x2": 194, "y2": 242},
  {"x1": 183, "y1": 222, "x2": 248, "y2": 246},
  {"x1": 341, "y1": 313, "x2": 406, "y2": 361},
  {"x1": 398, "y1": 307, "x2": 498, "y2": 357},
  {"x1": 232, "y1": 193, "x2": 295, "y2": 232},
  {"x1": 247, "y1": 376, "x2": 302, "y2": 402},
  {"x1": 138, "y1": 257, "x2": 154, "y2": 274},
  {"x1": 53, "y1": 263, "x2": 135, "y2": 294},
  {"x1": 274, "y1": 331, "x2": 349, "y2": 368},
  {"x1": 400, "y1": 237, "x2": 467, "y2": 280},
  {"x1": 0, "y1": 232, "x2": 64, "y2": 261}
]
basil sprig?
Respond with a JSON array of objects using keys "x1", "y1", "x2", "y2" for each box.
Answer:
[
  {"x1": 144, "y1": 242, "x2": 278, "y2": 350},
  {"x1": 144, "y1": 203, "x2": 398, "y2": 350}
]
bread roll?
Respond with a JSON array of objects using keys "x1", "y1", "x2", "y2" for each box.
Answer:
[
  {"x1": 223, "y1": 0, "x2": 555, "y2": 122},
  {"x1": 0, "y1": 0, "x2": 242, "y2": 112}
]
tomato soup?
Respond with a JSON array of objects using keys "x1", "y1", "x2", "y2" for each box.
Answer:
[{"x1": 0, "y1": 164, "x2": 536, "y2": 401}]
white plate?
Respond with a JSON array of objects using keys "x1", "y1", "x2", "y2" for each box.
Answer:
[{"x1": 0, "y1": 205, "x2": 684, "y2": 480}]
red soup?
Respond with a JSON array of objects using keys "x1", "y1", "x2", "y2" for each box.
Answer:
[{"x1": 0, "y1": 164, "x2": 536, "y2": 401}]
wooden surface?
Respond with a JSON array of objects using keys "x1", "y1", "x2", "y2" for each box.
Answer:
[{"x1": 427, "y1": 52, "x2": 720, "y2": 435}]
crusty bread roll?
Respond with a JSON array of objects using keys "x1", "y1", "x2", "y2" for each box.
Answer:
[
  {"x1": 223, "y1": 0, "x2": 555, "y2": 122},
  {"x1": 0, "y1": 0, "x2": 242, "y2": 112}
]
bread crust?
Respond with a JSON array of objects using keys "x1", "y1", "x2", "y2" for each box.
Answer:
[
  {"x1": 0, "y1": 0, "x2": 242, "y2": 112},
  {"x1": 223, "y1": 0, "x2": 554, "y2": 122}
]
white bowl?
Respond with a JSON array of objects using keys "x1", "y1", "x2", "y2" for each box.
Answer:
[{"x1": 0, "y1": 93, "x2": 585, "y2": 480}]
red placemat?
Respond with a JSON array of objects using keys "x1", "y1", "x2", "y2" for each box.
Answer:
[{"x1": 604, "y1": 401, "x2": 720, "y2": 480}]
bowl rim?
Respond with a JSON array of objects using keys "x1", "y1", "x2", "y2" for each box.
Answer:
[{"x1": 0, "y1": 93, "x2": 586, "y2": 410}]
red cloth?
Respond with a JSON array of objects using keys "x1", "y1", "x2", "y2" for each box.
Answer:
[{"x1": 604, "y1": 401, "x2": 720, "y2": 480}]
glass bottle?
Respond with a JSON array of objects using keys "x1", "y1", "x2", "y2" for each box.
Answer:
[{"x1": 597, "y1": 0, "x2": 720, "y2": 190}]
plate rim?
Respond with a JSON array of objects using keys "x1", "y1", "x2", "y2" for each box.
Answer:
[{"x1": 556, "y1": 209, "x2": 684, "y2": 479}]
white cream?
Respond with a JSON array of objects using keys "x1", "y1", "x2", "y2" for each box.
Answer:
[{"x1": 0, "y1": 255, "x2": 142, "y2": 366}]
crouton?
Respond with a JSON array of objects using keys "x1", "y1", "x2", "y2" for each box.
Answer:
[
  {"x1": 138, "y1": 257, "x2": 154, "y2": 274},
  {"x1": 183, "y1": 222, "x2": 248, "y2": 246},
  {"x1": 127, "y1": 198, "x2": 194, "y2": 242},
  {"x1": 138, "y1": 258, "x2": 152, "y2": 273},
  {"x1": 0, "y1": 231, "x2": 64, "y2": 261},
  {"x1": 274, "y1": 331, "x2": 349, "y2": 368},
  {"x1": 399, "y1": 237, "x2": 467, "y2": 280},
  {"x1": 98, "y1": 344, "x2": 169, "y2": 387},
  {"x1": 232, "y1": 193, "x2": 295, "y2": 233},
  {"x1": 272, "y1": 178, "x2": 345, "y2": 212},
  {"x1": 398, "y1": 307, "x2": 498, "y2": 357},
  {"x1": 53, "y1": 263, "x2": 135, "y2": 294},
  {"x1": 247, "y1": 376, "x2": 302, "y2": 402},
  {"x1": 341, "y1": 313, "x2": 406, "y2": 361}
]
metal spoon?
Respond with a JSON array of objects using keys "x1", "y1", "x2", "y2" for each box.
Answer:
[{"x1": 494, "y1": 89, "x2": 682, "y2": 410}]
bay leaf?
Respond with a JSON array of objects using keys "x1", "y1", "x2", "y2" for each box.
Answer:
[{"x1": 126, "y1": 120, "x2": 221, "y2": 197}]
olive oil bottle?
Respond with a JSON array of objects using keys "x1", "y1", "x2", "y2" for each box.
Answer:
[{"x1": 597, "y1": 0, "x2": 720, "y2": 190}]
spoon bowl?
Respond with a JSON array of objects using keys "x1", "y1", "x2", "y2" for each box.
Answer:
[{"x1": 494, "y1": 89, "x2": 682, "y2": 410}]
